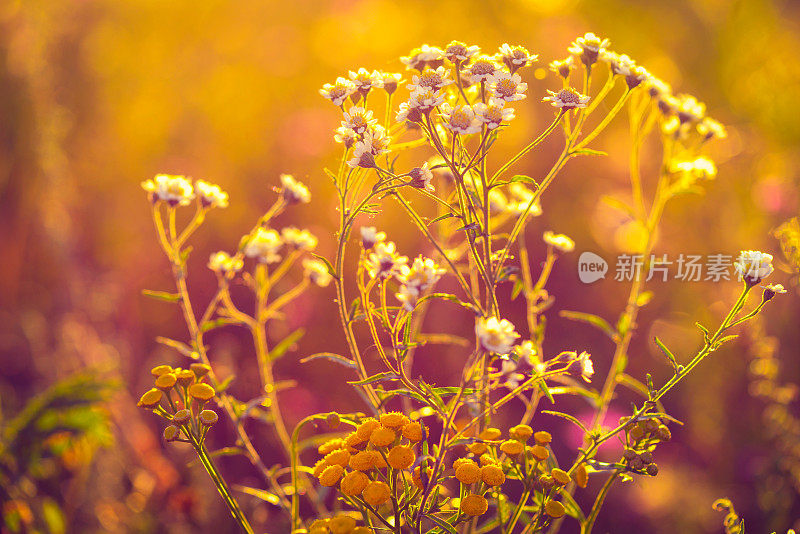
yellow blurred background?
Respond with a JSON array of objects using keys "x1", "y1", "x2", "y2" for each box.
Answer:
[{"x1": 1, "y1": 0, "x2": 799, "y2": 532}]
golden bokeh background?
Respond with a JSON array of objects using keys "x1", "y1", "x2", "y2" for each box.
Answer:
[{"x1": 1, "y1": 0, "x2": 799, "y2": 532}]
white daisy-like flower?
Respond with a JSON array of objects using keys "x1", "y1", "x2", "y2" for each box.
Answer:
[
  {"x1": 408, "y1": 162, "x2": 435, "y2": 192},
  {"x1": 397, "y1": 256, "x2": 445, "y2": 292},
  {"x1": 360, "y1": 226, "x2": 386, "y2": 249},
  {"x1": 406, "y1": 87, "x2": 446, "y2": 114},
  {"x1": 195, "y1": 180, "x2": 229, "y2": 208},
  {"x1": 514, "y1": 340, "x2": 546, "y2": 374},
  {"x1": 568, "y1": 32, "x2": 610, "y2": 67},
  {"x1": 500, "y1": 359, "x2": 524, "y2": 389},
  {"x1": 671, "y1": 157, "x2": 717, "y2": 179},
  {"x1": 697, "y1": 117, "x2": 727, "y2": 141},
  {"x1": 549, "y1": 57, "x2": 574, "y2": 79},
  {"x1": 497, "y1": 43, "x2": 538, "y2": 72},
  {"x1": 280, "y1": 174, "x2": 310, "y2": 204},
  {"x1": 645, "y1": 76, "x2": 672, "y2": 99},
  {"x1": 467, "y1": 55, "x2": 500, "y2": 84},
  {"x1": 488, "y1": 189, "x2": 509, "y2": 214},
  {"x1": 735, "y1": 250, "x2": 774, "y2": 285},
  {"x1": 396, "y1": 284, "x2": 421, "y2": 312},
  {"x1": 303, "y1": 258, "x2": 332, "y2": 287},
  {"x1": 605, "y1": 53, "x2": 650, "y2": 90},
  {"x1": 281, "y1": 227, "x2": 318, "y2": 251},
  {"x1": 141, "y1": 174, "x2": 195, "y2": 206},
  {"x1": 675, "y1": 94, "x2": 706, "y2": 124},
  {"x1": 347, "y1": 138, "x2": 377, "y2": 169},
  {"x1": 363, "y1": 125, "x2": 391, "y2": 156},
  {"x1": 244, "y1": 228, "x2": 283, "y2": 264},
  {"x1": 320, "y1": 77, "x2": 356, "y2": 106},
  {"x1": 476, "y1": 316, "x2": 520, "y2": 355},
  {"x1": 542, "y1": 87, "x2": 591, "y2": 110},
  {"x1": 365, "y1": 241, "x2": 408, "y2": 279},
  {"x1": 508, "y1": 183, "x2": 543, "y2": 216},
  {"x1": 444, "y1": 40, "x2": 480, "y2": 64},
  {"x1": 474, "y1": 99, "x2": 515, "y2": 130},
  {"x1": 396, "y1": 101, "x2": 424, "y2": 124},
  {"x1": 349, "y1": 68, "x2": 383, "y2": 95},
  {"x1": 543, "y1": 231, "x2": 575, "y2": 253},
  {"x1": 334, "y1": 126, "x2": 357, "y2": 148},
  {"x1": 380, "y1": 72, "x2": 403, "y2": 94},
  {"x1": 401, "y1": 45, "x2": 445, "y2": 71},
  {"x1": 576, "y1": 351, "x2": 594, "y2": 382},
  {"x1": 762, "y1": 283, "x2": 787, "y2": 302},
  {"x1": 341, "y1": 106, "x2": 377, "y2": 135},
  {"x1": 439, "y1": 103, "x2": 482, "y2": 135},
  {"x1": 208, "y1": 251, "x2": 243, "y2": 274},
  {"x1": 406, "y1": 66, "x2": 453, "y2": 92},
  {"x1": 488, "y1": 72, "x2": 528, "y2": 102}
]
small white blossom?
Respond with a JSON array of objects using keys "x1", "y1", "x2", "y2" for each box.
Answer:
[
  {"x1": 280, "y1": 174, "x2": 311, "y2": 204},
  {"x1": 365, "y1": 241, "x2": 408, "y2": 279},
  {"x1": 697, "y1": 117, "x2": 727, "y2": 141},
  {"x1": 497, "y1": 43, "x2": 537, "y2": 72},
  {"x1": 409, "y1": 162, "x2": 435, "y2": 192},
  {"x1": 476, "y1": 316, "x2": 520, "y2": 354},
  {"x1": 508, "y1": 183, "x2": 543, "y2": 216},
  {"x1": 347, "y1": 138, "x2": 376, "y2": 169},
  {"x1": 401, "y1": 45, "x2": 445, "y2": 71},
  {"x1": 303, "y1": 258, "x2": 332, "y2": 287},
  {"x1": 141, "y1": 174, "x2": 195, "y2": 206},
  {"x1": 244, "y1": 228, "x2": 283, "y2": 264},
  {"x1": 675, "y1": 94, "x2": 706, "y2": 124},
  {"x1": 439, "y1": 103, "x2": 482, "y2": 135},
  {"x1": 444, "y1": 40, "x2": 480, "y2": 63},
  {"x1": 543, "y1": 231, "x2": 575, "y2": 253},
  {"x1": 735, "y1": 250, "x2": 774, "y2": 285},
  {"x1": 380, "y1": 72, "x2": 403, "y2": 94},
  {"x1": 406, "y1": 66, "x2": 453, "y2": 92},
  {"x1": 342, "y1": 106, "x2": 377, "y2": 135},
  {"x1": 208, "y1": 251, "x2": 243, "y2": 273},
  {"x1": 348, "y1": 68, "x2": 383, "y2": 95},
  {"x1": 334, "y1": 126, "x2": 357, "y2": 148},
  {"x1": 320, "y1": 77, "x2": 356, "y2": 106},
  {"x1": 467, "y1": 55, "x2": 500, "y2": 84},
  {"x1": 474, "y1": 99, "x2": 515, "y2": 130},
  {"x1": 542, "y1": 87, "x2": 591, "y2": 110},
  {"x1": 488, "y1": 72, "x2": 528, "y2": 102},
  {"x1": 360, "y1": 226, "x2": 386, "y2": 249},
  {"x1": 672, "y1": 157, "x2": 717, "y2": 179},
  {"x1": 568, "y1": 32, "x2": 610, "y2": 66},
  {"x1": 577, "y1": 351, "x2": 594, "y2": 382},
  {"x1": 281, "y1": 227, "x2": 318, "y2": 251},
  {"x1": 195, "y1": 180, "x2": 229, "y2": 208},
  {"x1": 549, "y1": 57, "x2": 574, "y2": 79}
]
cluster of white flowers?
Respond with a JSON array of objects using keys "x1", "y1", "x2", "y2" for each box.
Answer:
[
  {"x1": 303, "y1": 258, "x2": 333, "y2": 288},
  {"x1": 735, "y1": 250, "x2": 774, "y2": 285},
  {"x1": 543, "y1": 231, "x2": 575, "y2": 253},
  {"x1": 208, "y1": 251, "x2": 243, "y2": 274},
  {"x1": 475, "y1": 316, "x2": 520, "y2": 355},
  {"x1": 280, "y1": 174, "x2": 311, "y2": 204},
  {"x1": 395, "y1": 256, "x2": 446, "y2": 311},
  {"x1": 243, "y1": 226, "x2": 318, "y2": 264}
]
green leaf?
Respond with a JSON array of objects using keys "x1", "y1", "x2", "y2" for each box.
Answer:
[
  {"x1": 559, "y1": 310, "x2": 616, "y2": 340},
  {"x1": 300, "y1": 352, "x2": 357, "y2": 369},
  {"x1": 310, "y1": 253, "x2": 338, "y2": 281},
  {"x1": 424, "y1": 513, "x2": 458, "y2": 534},
  {"x1": 511, "y1": 278, "x2": 525, "y2": 300},
  {"x1": 269, "y1": 328, "x2": 305, "y2": 361},
  {"x1": 430, "y1": 212, "x2": 456, "y2": 224},
  {"x1": 347, "y1": 372, "x2": 398, "y2": 386},
  {"x1": 636, "y1": 290, "x2": 654, "y2": 307},
  {"x1": 217, "y1": 374, "x2": 236, "y2": 393},
  {"x1": 508, "y1": 175, "x2": 540, "y2": 189},
  {"x1": 654, "y1": 336, "x2": 679, "y2": 371},
  {"x1": 200, "y1": 317, "x2": 243, "y2": 332},
  {"x1": 542, "y1": 410, "x2": 589, "y2": 434},
  {"x1": 155, "y1": 336, "x2": 194, "y2": 357},
  {"x1": 538, "y1": 379, "x2": 554, "y2": 404},
  {"x1": 232, "y1": 485, "x2": 282, "y2": 506},
  {"x1": 141, "y1": 289, "x2": 181, "y2": 303},
  {"x1": 41, "y1": 499, "x2": 66, "y2": 534},
  {"x1": 559, "y1": 490, "x2": 586, "y2": 522}
]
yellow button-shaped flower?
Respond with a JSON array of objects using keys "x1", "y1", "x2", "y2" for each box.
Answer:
[
  {"x1": 480, "y1": 464, "x2": 505, "y2": 486},
  {"x1": 460, "y1": 494, "x2": 488, "y2": 516},
  {"x1": 340, "y1": 471, "x2": 369, "y2": 496},
  {"x1": 188, "y1": 382, "x2": 215, "y2": 402},
  {"x1": 318, "y1": 465, "x2": 344, "y2": 487},
  {"x1": 362, "y1": 481, "x2": 391, "y2": 507},
  {"x1": 369, "y1": 427, "x2": 396, "y2": 448},
  {"x1": 455, "y1": 460, "x2": 481, "y2": 485},
  {"x1": 545, "y1": 500, "x2": 566, "y2": 518},
  {"x1": 387, "y1": 445, "x2": 414, "y2": 470},
  {"x1": 137, "y1": 388, "x2": 163, "y2": 408}
]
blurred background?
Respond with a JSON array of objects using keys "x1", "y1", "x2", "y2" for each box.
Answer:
[{"x1": 1, "y1": 0, "x2": 799, "y2": 532}]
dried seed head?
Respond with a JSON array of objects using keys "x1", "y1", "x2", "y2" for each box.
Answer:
[
  {"x1": 646, "y1": 463, "x2": 659, "y2": 476},
  {"x1": 172, "y1": 409, "x2": 191, "y2": 425},
  {"x1": 175, "y1": 370, "x2": 195, "y2": 388},
  {"x1": 190, "y1": 363, "x2": 211, "y2": 379},
  {"x1": 199, "y1": 409, "x2": 218, "y2": 427},
  {"x1": 163, "y1": 425, "x2": 181, "y2": 442},
  {"x1": 137, "y1": 388, "x2": 163, "y2": 409}
]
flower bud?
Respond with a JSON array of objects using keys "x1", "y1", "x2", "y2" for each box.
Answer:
[
  {"x1": 176, "y1": 370, "x2": 195, "y2": 388},
  {"x1": 188, "y1": 382, "x2": 216, "y2": 403},
  {"x1": 533, "y1": 431, "x2": 552, "y2": 445},
  {"x1": 172, "y1": 409, "x2": 191, "y2": 425},
  {"x1": 137, "y1": 388, "x2": 163, "y2": 409},
  {"x1": 545, "y1": 500, "x2": 566, "y2": 518},
  {"x1": 199, "y1": 409, "x2": 218, "y2": 426},
  {"x1": 326, "y1": 412, "x2": 341, "y2": 429},
  {"x1": 190, "y1": 363, "x2": 212, "y2": 379},
  {"x1": 155, "y1": 373, "x2": 177, "y2": 392},
  {"x1": 163, "y1": 425, "x2": 181, "y2": 442},
  {"x1": 151, "y1": 365, "x2": 173, "y2": 377}
]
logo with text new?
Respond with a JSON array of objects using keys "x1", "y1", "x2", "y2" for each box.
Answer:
[{"x1": 578, "y1": 252, "x2": 608, "y2": 284}]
